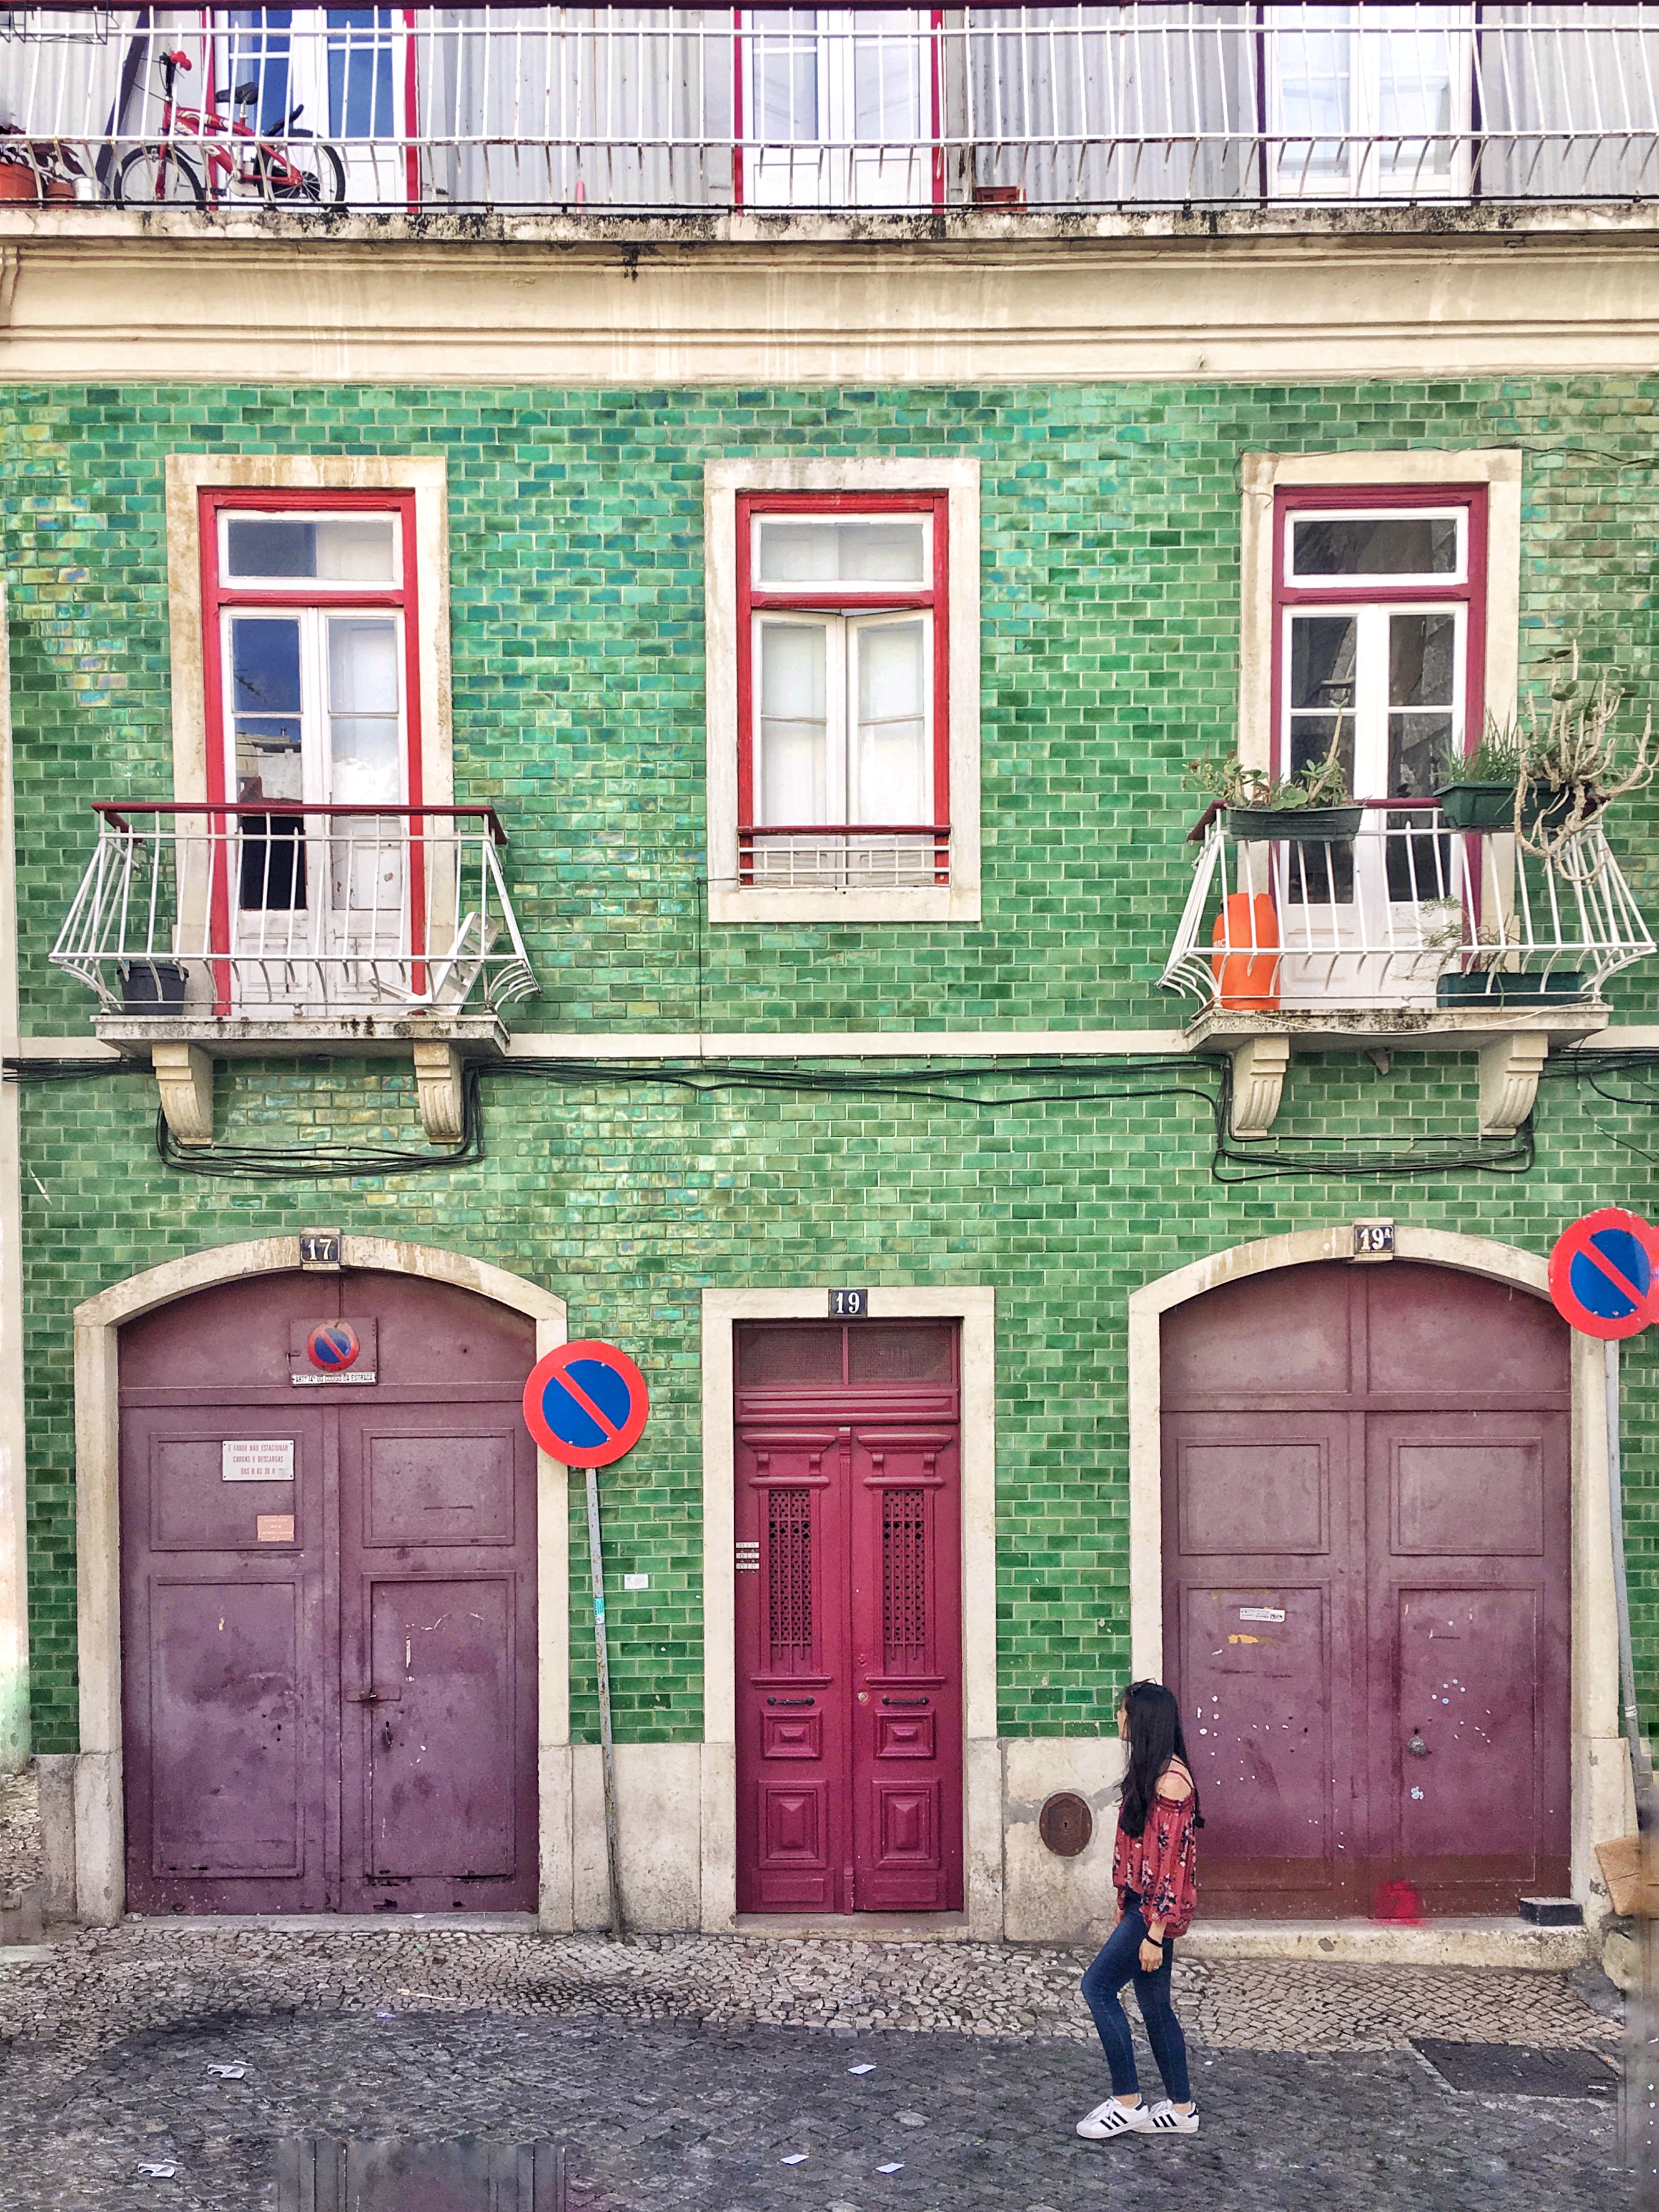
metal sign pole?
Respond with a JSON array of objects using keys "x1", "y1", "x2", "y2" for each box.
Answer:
[
  {"x1": 1607, "y1": 1341, "x2": 1657, "y2": 2179},
  {"x1": 584, "y1": 1460, "x2": 625, "y2": 1940}
]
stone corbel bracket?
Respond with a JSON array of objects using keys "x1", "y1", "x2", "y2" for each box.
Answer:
[
  {"x1": 1478, "y1": 1031, "x2": 1550, "y2": 1138},
  {"x1": 411, "y1": 1039, "x2": 466, "y2": 1144},
  {"x1": 150, "y1": 1041, "x2": 215, "y2": 1146},
  {"x1": 1229, "y1": 1035, "x2": 1291, "y2": 1138}
]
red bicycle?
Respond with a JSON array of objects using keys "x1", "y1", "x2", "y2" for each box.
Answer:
[{"x1": 114, "y1": 48, "x2": 346, "y2": 208}]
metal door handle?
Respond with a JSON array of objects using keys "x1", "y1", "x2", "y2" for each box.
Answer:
[
  {"x1": 1407, "y1": 1732, "x2": 1430, "y2": 1758},
  {"x1": 766, "y1": 1697, "x2": 814, "y2": 1707},
  {"x1": 381, "y1": 1720, "x2": 393, "y2": 1753},
  {"x1": 882, "y1": 1697, "x2": 929, "y2": 1707},
  {"x1": 348, "y1": 1689, "x2": 382, "y2": 1706}
]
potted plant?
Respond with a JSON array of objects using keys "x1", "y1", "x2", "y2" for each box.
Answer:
[
  {"x1": 118, "y1": 960, "x2": 189, "y2": 1012},
  {"x1": 0, "y1": 125, "x2": 86, "y2": 203},
  {"x1": 1435, "y1": 721, "x2": 1525, "y2": 832},
  {"x1": 1187, "y1": 731, "x2": 1363, "y2": 841},
  {"x1": 1419, "y1": 898, "x2": 1585, "y2": 1008},
  {"x1": 1512, "y1": 646, "x2": 1655, "y2": 856}
]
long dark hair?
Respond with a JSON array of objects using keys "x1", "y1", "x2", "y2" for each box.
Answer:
[{"x1": 1118, "y1": 1679, "x2": 1204, "y2": 1839}]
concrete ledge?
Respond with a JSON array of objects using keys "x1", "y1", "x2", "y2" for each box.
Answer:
[
  {"x1": 733, "y1": 1913, "x2": 971, "y2": 1942},
  {"x1": 124, "y1": 1912, "x2": 541, "y2": 1933},
  {"x1": 1181, "y1": 1918, "x2": 1593, "y2": 1970}
]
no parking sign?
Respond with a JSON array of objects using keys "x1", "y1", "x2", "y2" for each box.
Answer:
[
  {"x1": 1548, "y1": 1207, "x2": 1659, "y2": 1340},
  {"x1": 522, "y1": 1340, "x2": 650, "y2": 1469}
]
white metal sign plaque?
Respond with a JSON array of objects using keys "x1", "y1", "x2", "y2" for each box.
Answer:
[{"x1": 222, "y1": 1439, "x2": 296, "y2": 1483}]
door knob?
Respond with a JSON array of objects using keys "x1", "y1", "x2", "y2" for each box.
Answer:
[
  {"x1": 1406, "y1": 1731, "x2": 1430, "y2": 1758},
  {"x1": 348, "y1": 1689, "x2": 382, "y2": 1706},
  {"x1": 381, "y1": 1720, "x2": 394, "y2": 1753}
]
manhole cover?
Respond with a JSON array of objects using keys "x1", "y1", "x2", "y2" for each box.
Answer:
[{"x1": 1412, "y1": 2041, "x2": 1618, "y2": 2099}]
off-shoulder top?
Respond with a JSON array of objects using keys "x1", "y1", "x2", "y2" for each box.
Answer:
[{"x1": 1111, "y1": 1765, "x2": 1198, "y2": 1939}]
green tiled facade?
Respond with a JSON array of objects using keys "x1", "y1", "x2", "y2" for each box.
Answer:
[{"x1": 4, "y1": 377, "x2": 1658, "y2": 1760}]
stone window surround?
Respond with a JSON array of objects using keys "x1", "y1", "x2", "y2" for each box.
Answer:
[
  {"x1": 163, "y1": 453, "x2": 454, "y2": 817},
  {"x1": 704, "y1": 459, "x2": 982, "y2": 926},
  {"x1": 1239, "y1": 446, "x2": 1522, "y2": 775}
]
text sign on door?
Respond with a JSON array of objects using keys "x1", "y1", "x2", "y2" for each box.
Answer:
[
  {"x1": 522, "y1": 1341, "x2": 650, "y2": 1469},
  {"x1": 222, "y1": 1438, "x2": 296, "y2": 1482}
]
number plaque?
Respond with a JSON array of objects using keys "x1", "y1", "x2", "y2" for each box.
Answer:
[{"x1": 829, "y1": 1289, "x2": 868, "y2": 1318}]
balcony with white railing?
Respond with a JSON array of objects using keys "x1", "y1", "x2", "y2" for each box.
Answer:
[
  {"x1": 7, "y1": 6, "x2": 1659, "y2": 219},
  {"x1": 50, "y1": 802, "x2": 538, "y2": 1142},
  {"x1": 1162, "y1": 799, "x2": 1656, "y2": 1136}
]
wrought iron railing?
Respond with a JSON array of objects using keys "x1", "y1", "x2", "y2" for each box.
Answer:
[
  {"x1": 1163, "y1": 799, "x2": 1656, "y2": 1013},
  {"x1": 50, "y1": 802, "x2": 538, "y2": 1018},
  {"x1": 5, "y1": 7, "x2": 1659, "y2": 215},
  {"x1": 737, "y1": 821, "x2": 951, "y2": 890}
]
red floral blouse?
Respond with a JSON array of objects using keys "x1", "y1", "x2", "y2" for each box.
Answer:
[{"x1": 1111, "y1": 1770, "x2": 1198, "y2": 1938}]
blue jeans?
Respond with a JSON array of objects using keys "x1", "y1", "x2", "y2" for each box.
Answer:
[{"x1": 1080, "y1": 1895, "x2": 1192, "y2": 2105}]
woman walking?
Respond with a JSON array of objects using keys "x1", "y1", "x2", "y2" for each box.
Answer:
[{"x1": 1076, "y1": 1679, "x2": 1202, "y2": 2140}]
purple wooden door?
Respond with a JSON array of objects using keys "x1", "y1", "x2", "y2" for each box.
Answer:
[
  {"x1": 1163, "y1": 1261, "x2": 1570, "y2": 1918},
  {"x1": 735, "y1": 1323, "x2": 963, "y2": 1915},
  {"x1": 120, "y1": 1269, "x2": 537, "y2": 1914}
]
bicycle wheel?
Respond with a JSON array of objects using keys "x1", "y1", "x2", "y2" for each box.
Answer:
[
  {"x1": 256, "y1": 138, "x2": 346, "y2": 207},
  {"x1": 113, "y1": 144, "x2": 206, "y2": 208}
]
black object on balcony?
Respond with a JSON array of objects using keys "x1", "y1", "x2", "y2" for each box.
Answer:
[
  {"x1": 1436, "y1": 972, "x2": 1585, "y2": 1007},
  {"x1": 118, "y1": 960, "x2": 188, "y2": 1012}
]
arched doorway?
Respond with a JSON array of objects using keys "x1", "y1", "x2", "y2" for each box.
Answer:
[
  {"x1": 117, "y1": 1263, "x2": 539, "y2": 1914},
  {"x1": 1160, "y1": 1258, "x2": 1571, "y2": 1919}
]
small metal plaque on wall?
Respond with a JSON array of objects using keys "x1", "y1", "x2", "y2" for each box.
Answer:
[
  {"x1": 299, "y1": 1230, "x2": 342, "y2": 1271},
  {"x1": 829, "y1": 1289, "x2": 868, "y2": 1318},
  {"x1": 1352, "y1": 1220, "x2": 1396, "y2": 1263}
]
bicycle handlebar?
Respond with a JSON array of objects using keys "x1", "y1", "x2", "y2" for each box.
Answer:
[{"x1": 161, "y1": 50, "x2": 192, "y2": 70}]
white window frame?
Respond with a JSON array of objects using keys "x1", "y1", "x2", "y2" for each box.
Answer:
[
  {"x1": 1266, "y1": 3, "x2": 1473, "y2": 203},
  {"x1": 705, "y1": 458, "x2": 980, "y2": 925}
]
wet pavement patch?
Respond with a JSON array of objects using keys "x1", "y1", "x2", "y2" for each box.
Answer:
[{"x1": 1413, "y1": 2042, "x2": 1620, "y2": 2098}]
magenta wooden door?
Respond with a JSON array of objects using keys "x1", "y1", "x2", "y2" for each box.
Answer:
[
  {"x1": 1162, "y1": 1261, "x2": 1570, "y2": 1918},
  {"x1": 120, "y1": 1269, "x2": 537, "y2": 1915},
  {"x1": 735, "y1": 1323, "x2": 963, "y2": 1915}
]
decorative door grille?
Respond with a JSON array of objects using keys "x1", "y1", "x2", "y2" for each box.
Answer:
[
  {"x1": 881, "y1": 1486, "x2": 927, "y2": 1668},
  {"x1": 766, "y1": 1489, "x2": 813, "y2": 1666}
]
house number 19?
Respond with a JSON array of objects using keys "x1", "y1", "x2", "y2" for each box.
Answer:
[{"x1": 830, "y1": 1289, "x2": 868, "y2": 1318}]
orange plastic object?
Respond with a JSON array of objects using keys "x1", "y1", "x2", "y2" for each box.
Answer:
[{"x1": 1210, "y1": 893, "x2": 1280, "y2": 1009}]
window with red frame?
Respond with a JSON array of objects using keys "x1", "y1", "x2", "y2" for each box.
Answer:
[
  {"x1": 1273, "y1": 484, "x2": 1486, "y2": 903},
  {"x1": 737, "y1": 492, "x2": 949, "y2": 889},
  {"x1": 201, "y1": 489, "x2": 421, "y2": 912}
]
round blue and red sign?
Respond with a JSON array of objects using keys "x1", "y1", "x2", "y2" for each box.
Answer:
[
  {"x1": 306, "y1": 1320, "x2": 362, "y2": 1373},
  {"x1": 522, "y1": 1340, "x2": 650, "y2": 1469},
  {"x1": 1548, "y1": 1208, "x2": 1659, "y2": 1341}
]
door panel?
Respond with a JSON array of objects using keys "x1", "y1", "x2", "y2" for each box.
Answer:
[
  {"x1": 1367, "y1": 1409, "x2": 1570, "y2": 1911},
  {"x1": 122, "y1": 1404, "x2": 328, "y2": 1912},
  {"x1": 120, "y1": 1272, "x2": 537, "y2": 1916},
  {"x1": 735, "y1": 1324, "x2": 962, "y2": 1916}
]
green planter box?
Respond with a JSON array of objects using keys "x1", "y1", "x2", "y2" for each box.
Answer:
[
  {"x1": 1436, "y1": 781, "x2": 1516, "y2": 832},
  {"x1": 1436, "y1": 970, "x2": 1586, "y2": 1007},
  {"x1": 1225, "y1": 805, "x2": 1364, "y2": 841}
]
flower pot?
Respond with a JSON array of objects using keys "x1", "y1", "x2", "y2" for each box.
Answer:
[
  {"x1": 1435, "y1": 781, "x2": 1517, "y2": 832},
  {"x1": 0, "y1": 163, "x2": 38, "y2": 204},
  {"x1": 41, "y1": 177, "x2": 76, "y2": 203},
  {"x1": 1225, "y1": 804, "x2": 1364, "y2": 842},
  {"x1": 1435, "y1": 970, "x2": 1585, "y2": 1008},
  {"x1": 119, "y1": 959, "x2": 188, "y2": 1012}
]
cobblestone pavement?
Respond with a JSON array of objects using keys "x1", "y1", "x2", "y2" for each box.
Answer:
[
  {"x1": 0, "y1": 1923, "x2": 1633, "y2": 2212},
  {"x1": 0, "y1": 1770, "x2": 40, "y2": 1900}
]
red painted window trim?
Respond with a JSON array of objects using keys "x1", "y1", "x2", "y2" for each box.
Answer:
[
  {"x1": 735, "y1": 488, "x2": 950, "y2": 863},
  {"x1": 1269, "y1": 482, "x2": 1488, "y2": 788},
  {"x1": 197, "y1": 485, "x2": 424, "y2": 1011}
]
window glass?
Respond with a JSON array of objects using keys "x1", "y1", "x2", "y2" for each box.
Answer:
[
  {"x1": 852, "y1": 617, "x2": 928, "y2": 823},
  {"x1": 736, "y1": 1324, "x2": 844, "y2": 1387},
  {"x1": 230, "y1": 615, "x2": 305, "y2": 798},
  {"x1": 1387, "y1": 611, "x2": 1457, "y2": 796},
  {"x1": 758, "y1": 619, "x2": 830, "y2": 822},
  {"x1": 845, "y1": 1323, "x2": 954, "y2": 1385},
  {"x1": 757, "y1": 517, "x2": 927, "y2": 586},
  {"x1": 1290, "y1": 514, "x2": 1458, "y2": 579},
  {"x1": 327, "y1": 616, "x2": 402, "y2": 804},
  {"x1": 225, "y1": 514, "x2": 397, "y2": 583}
]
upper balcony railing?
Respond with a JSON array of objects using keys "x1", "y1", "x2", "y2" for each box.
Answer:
[
  {"x1": 1163, "y1": 800, "x2": 1656, "y2": 1018},
  {"x1": 7, "y1": 6, "x2": 1659, "y2": 217},
  {"x1": 50, "y1": 802, "x2": 539, "y2": 1021}
]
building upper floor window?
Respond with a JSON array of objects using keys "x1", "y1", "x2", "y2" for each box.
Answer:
[
  {"x1": 1274, "y1": 487, "x2": 1485, "y2": 808},
  {"x1": 706, "y1": 459, "x2": 980, "y2": 926},
  {"x1": 1267, "y1": 3, "x2": 1471, "y2": 199},
  {"x1": 740, "y1": 494, "x2": 947, "y2": 893}
]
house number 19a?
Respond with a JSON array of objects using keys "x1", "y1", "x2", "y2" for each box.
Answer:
[{"x1": 830, "y1": 1289, "x2": 868, "y2": 1318}]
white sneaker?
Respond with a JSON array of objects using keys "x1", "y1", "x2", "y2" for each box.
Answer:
[
  {"x1": 1075, "y1": 2098, "x2": 1153, "y2": 2140},
  {"x1": 1146, "y1": 2100, "x2": 1199, "y2": 2134}
]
